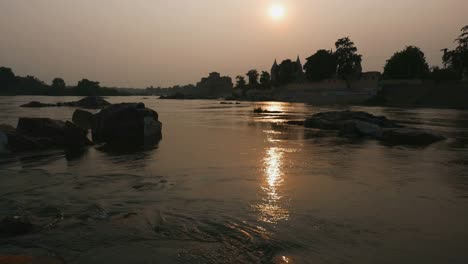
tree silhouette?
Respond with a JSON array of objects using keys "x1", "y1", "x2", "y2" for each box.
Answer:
[
  {"x1": 442, "y1": 25, "x2": 468, "y2": 80},
  {"x1": 304, "y1": 49, "x2": 337, "y2": 81},
  {"x1": 335, "y1": 37, "x2": 362, "y2": 81},
  {"x1": 76, "y1": 79, "x2": 100, "y2": 95},
  {"x1": 383, "y1": 46, "x2": 430, "y2": 79},
  {"x1": 0, "y1": 67, "x2": 16, "y2": 91},
  {"x1": 246, "y1": 69, "x2": 259, "y2": 87},
  {"x1": 52, "y1": 78, "x2": 66, "y2": 89},
  {"x1": 235, "y1": 75, "x2": 247, "y2": 96},
  {"x1": 259, "y1": 71, "x2": 271, "y2": 89}
]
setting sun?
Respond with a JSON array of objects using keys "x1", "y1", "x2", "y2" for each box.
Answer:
[{"x1": 269, "y1": 4, "x2": 285, "y2": 20}]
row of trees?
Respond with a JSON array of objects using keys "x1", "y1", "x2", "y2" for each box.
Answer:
[
  {"x1": 0, "y1": 68, "x2": 122, "y2": 96},
  {"x1": 235, "y1": 37, "x2": 363, "y2": 91},
  {"x1": 235, "y1": 25, "x2": 467, "y2": 91},
  {"x1": 304, "y1": 37, "x2": 362, "y2": 82},
  {"x1": 383, "y1": 26, "x2": 468, "y2": 80}
]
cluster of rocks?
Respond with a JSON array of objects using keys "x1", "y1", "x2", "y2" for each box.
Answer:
[
  {"x1": 289, "y1": 111, "x2": 445, "y2": 146},
  {"x1": 1, "y1": 101, "x2": 162, "y2": 154},
  {"x1": 21, "y1": 96, "x2": 111, "y2": 109}
]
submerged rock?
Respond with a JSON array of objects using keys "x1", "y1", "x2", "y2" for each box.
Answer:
[
  {"x1": 296, "y1": 111, "x2": 445, "y2": 146},
  {"x1": 60, "y1": 96, "x2": 111, "y2": 109},
  {"x1": 253, "y1": 107, "x2": 282, "y2": 114},
  {"x1": 72, "y1": 109, "x2": 95, "y2": 130},
  {"x1": 0, "y1": 216, "x2": 35, "y2": 236},
  {"x1": 92, "y1": 103, "x2": 162, "y2": 147},
  {"x1": 20, "y1": 101, "x2": 56, "y2": 108}
]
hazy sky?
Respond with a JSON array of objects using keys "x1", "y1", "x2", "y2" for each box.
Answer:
[{"x1": 1, "y1": 0, "x2": 467, "y2": 88}]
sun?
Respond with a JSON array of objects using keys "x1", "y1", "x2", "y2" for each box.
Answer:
[{"x1": 269, "y1": 4, "x2": 285, "y2": 20}]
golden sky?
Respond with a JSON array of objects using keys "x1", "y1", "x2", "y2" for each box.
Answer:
[{"x1": 0, "y1": 0, "x2": 467, "y2": 87}]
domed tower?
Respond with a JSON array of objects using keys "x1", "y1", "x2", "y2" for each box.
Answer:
[
  {"x1": 271, "y1": 59, "x2": 280, "y2": 84},
  {"x1": 295, "y1": 55, "x2": 305, "y2": 81}
]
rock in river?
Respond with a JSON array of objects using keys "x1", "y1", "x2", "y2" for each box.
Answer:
[
  {"x1": 20, "y1": 101, "x2": 57, "y2": 108},
  {"x1": 92, "y1": 103, "x2": 162, "y2": 146},
  {"x1": 299, "y1": 111, "x2": 445, "y2": 146},
  {"x1": 0, "y1": 118, "x2": 92, "y2": 152},
  {"x1": 72, "y1": 109, "x2": 95, "y2": 130},
  {"x1": 60, "y1": 96, "x2": 111, "y2": 109}
]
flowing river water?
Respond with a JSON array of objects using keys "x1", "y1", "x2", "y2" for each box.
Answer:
[{"x1": 1, "y1": 96, "x2": 468, "y2": 263}]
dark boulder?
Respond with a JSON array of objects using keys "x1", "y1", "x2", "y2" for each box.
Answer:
[
  {"x1": 60, "y1": 96, "x2": 111, "y2": 109},
  {"x1": 0, "y1": 216, "x2": 35, "y2": 236},
  {"x1": 296, "y1": 111, "x2": 445, "y2": 146},
  {"x1": 72, "y1": 109, "x2": 95, "y2": 130},
  {"x1": 15, "y1": 118, "x2": 91, "y2": 150},
  {"x1": 381, "y1": 128, "x2": 445, "y2": 146},
  {"x1": 304, "y1": 111, "x2": 400, "y2": 129},
  {"x1": 20, "y1": 101, "x2": 57, "y2": 108},
  {"x1": 92, "y1": 103, "x2": 162, "y2": 146}
]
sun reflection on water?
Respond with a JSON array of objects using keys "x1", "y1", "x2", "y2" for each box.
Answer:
[{"x1": 256, "y1": 147, "x2": 290, "y2": 224}]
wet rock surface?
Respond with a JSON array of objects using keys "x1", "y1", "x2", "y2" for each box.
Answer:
[
  {"x1": 0, "y1": 118, "x2": 92, "y2": 152},
  {"x1": 299, "y1": 111, "x2": 445, "y2": 146},
  {"x1": 92, "y1": 103, "x2": 162, "y2": 147},
  {"x1": 72, "y1": 109, "x2": 95, "y2": 130}
]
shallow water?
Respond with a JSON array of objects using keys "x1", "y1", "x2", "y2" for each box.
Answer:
[{"x1": 1, "y1": 96, "x2": 468, "y2": 263}]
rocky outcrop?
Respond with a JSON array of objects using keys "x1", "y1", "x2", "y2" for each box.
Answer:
[
  {"x1": 92, "y1": 103, "x2": 162, "y2": 146},
  {"x1": 72, "y1": 109, "x2": 95, "y2": 130},
  {"x1": 0, "y1": 118, "x2": 92, "y2": 152},
  {"x1": 20, "y1": 101, "x2": 56, "y2": 108},
  {"x1": 304, "y1": 111, "x2": 400, "y2": 130},
  {"x1": 59, "y1": 96, "x2": 111, "y2": 109},
  {"x1": 298, "y1": 111, "x2": 445, "y2": 146}
]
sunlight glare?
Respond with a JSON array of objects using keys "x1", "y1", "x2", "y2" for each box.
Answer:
[{"x1": 269, "y1": 4, "x2": 285, "y2": 21}]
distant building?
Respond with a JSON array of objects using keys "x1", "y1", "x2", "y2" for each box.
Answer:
[
  {"x1": 271, "y1": 59, "x2": 279, "y2": 84},
  {"x1": 270, "y1": 57, "x2": 305, "y2": 85}
]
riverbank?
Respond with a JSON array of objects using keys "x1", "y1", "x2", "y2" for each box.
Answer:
[{"x1": 364, "y1": 80, "x2": 468, "y2": 110}]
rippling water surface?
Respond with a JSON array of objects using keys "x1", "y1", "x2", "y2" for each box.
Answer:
[{"x1": 1, "y1": 96, "x2": 468, "y2": 263}]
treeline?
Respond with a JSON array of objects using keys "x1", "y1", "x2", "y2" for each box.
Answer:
[
  {"x1": 384, "y1": 26, "x2": 468, "y2": 81},
  {"x1": 235, "y1": 25, "x2": 468, "y2": 92},
  {"x1": 0, "y1": 68, "x2": 125, "y2": 96}
]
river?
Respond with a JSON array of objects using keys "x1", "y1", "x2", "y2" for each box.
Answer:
[{"x1": 1, "y1": 96, "x2": 468, "y2": 263}]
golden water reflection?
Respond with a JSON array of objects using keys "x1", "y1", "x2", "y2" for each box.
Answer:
[{"x1": 256, "y1": 147, "x2": 290, "y2": 224}]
